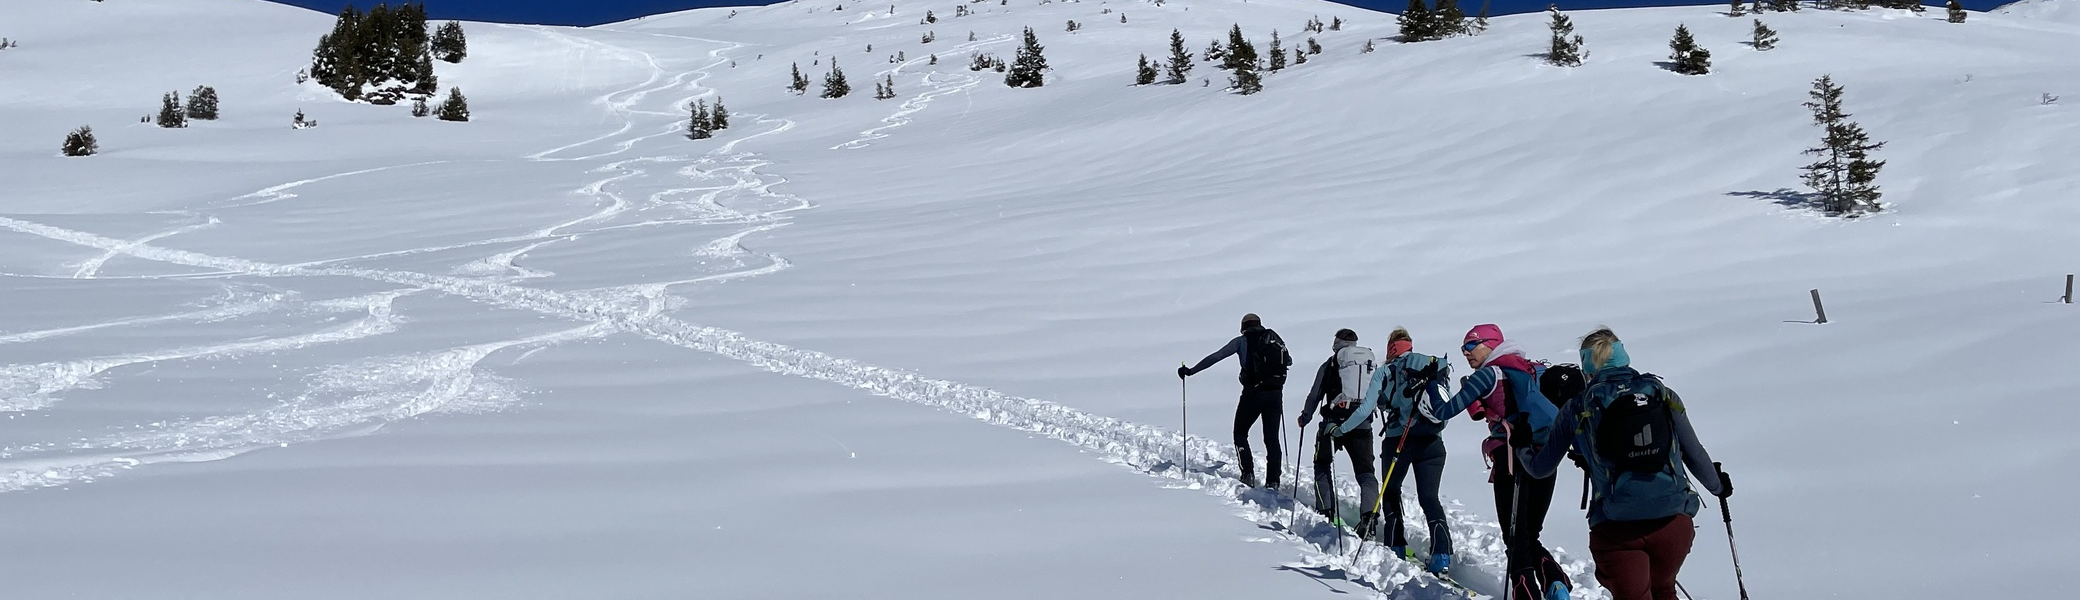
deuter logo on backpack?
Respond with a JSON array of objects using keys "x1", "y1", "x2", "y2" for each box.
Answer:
[{"x1": 1599, "y1": 389, "x2": 1673, "y2": 473}]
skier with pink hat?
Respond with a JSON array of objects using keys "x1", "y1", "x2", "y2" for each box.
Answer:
[{"x1": 1422, "y1": 324, "x2": 1572, "y2": 600}]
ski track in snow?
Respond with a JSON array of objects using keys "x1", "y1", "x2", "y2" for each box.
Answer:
[
  {"x1": 0, "y1": 285, "x2": 290, "y2": 347},
  {"x1": 70, "y1": 215, "x2": 221, "y2": 279},
  {"x1": 0, "y1": 291, "x2": 414, "y2": 415},
  {"x1": 833, "y1": 34, "x2": 1014, "y2": 150},
  {"x1": 0, "y1": 27, "x2": 1550, "y2": 600}
]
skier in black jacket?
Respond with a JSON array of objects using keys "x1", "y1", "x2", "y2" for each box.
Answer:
[{"x1": 1179, "y1": 313, "x2": 1292, "y2": 488}]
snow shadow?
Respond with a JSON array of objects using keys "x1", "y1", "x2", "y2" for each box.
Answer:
[{"x1": 1727, "y1": 188, "x2": 1826, "y2": 211}]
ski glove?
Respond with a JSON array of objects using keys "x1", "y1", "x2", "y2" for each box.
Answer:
[
  {"x1": 1567, "y1": 450, "x2": 1588, "y2": 471},
  {"x1": 1177, "y1": 366, "x2": 1191, "y2": 379},
  {"x1": 1298, "y1": 414, "x2": 1311, "y2": 428},
  {"x1": 1714, "y1": 463, "x2": 1734, "y2": 498}
]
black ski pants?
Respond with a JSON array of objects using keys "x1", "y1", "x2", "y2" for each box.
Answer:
[
  {"x1": 1232, "y1": 388, "x2": 1282, "y2": 486},
  {"x1": 1491, "y1": 445, "x2": 1570, "y2": 600},
  {"x1": 1381, "y1": 434, "x2": 1451, "y2": 556},
  {"x1": 1312, "y1": 425, "x2": 1378, "y2": 517}
]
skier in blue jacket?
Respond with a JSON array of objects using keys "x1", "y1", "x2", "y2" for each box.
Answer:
[{"x1": 1522, "y1": 328, "x2": 1732, "y2": 600}]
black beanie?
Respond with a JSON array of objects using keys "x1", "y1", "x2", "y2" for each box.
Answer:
[
  {"x1": 1241, "y1": 313, "x2": 1261, "y2": 327},
  {"x1": 1335, "y1": 328, "x2": 1358, "y2": 342}
]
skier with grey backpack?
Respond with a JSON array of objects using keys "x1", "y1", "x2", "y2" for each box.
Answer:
[{"x1": 1297, "y1": 329, "x2": 1378, "y2": 528}]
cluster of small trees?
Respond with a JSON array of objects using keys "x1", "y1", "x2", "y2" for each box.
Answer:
[
  {"x1": 147, "y1": 86, "x2": 220, "y2": 128},
  {"x1": 1161, "y1": 22, "x2": 1334, "y2": 94},
  {"x1": 688, "y1": 97, "x2": 731, "y2": 139},
  {"x1": 0, "y1": 38, "x2": 20, "y2": 51},
  {"x1": 1400, "y1": 0, "x2": 1488, "y2": 43},
  {"x1": 875, "y1": 74, "x2": 899, "y2": 99},
  {"x1": 969, "y1": 53, "x2": 1007, "y2": 72},
  {"x1": 308, "y1": 2, "x2": 466, "y2": 105}
]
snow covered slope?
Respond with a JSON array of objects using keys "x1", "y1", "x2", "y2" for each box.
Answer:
[{"x1": 1, "y1": 0, "x2": 2075, "y2": 599}]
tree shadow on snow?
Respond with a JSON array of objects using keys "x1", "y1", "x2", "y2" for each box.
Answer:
[{"x1": 1728, "y1": 188, "x2": 1826, "y2": 212}]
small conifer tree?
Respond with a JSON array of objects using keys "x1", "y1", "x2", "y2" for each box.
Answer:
[
  {"x1": 790, "y1": 63, "x2": 811, "y2": 94},
  {"x1": 1473, "y1": 0, "x2": 1492, "y2": 33},
  {"x1": 1232, "y1": 61, "x2": 1263, "y2": 95},
  {"x1": 1135, "y1": 54, "x2": 1157, "y2": 85},
  {"x1": 689, "y1": 100, "x2": 713, "y2": 139},
  {"x1": 157, "y1": 91, "x2": 188, "y2": 128},
  {"x1": 882, "y1": 74, "x2": 897, "y2": 98},
  {"x1": 711, "y1": 98, "x2": 729, "y2": 129},
  {"x1": 1204, "y1": 39, "x2": 1226, "y2": 63},
  {"x1": 1268, "y1": 31, "x2": 1285, "y2": 72},
  {"x1": 62, "y1": 126, "x2": 98, "y2": 157},
  {"x1": 411, "y1": 95, "x2": 431, "y2": 117},
  {"x1": 1306, "y1": 37, "x2": 1322, "y2": 55},
  {"x1": 1545, "y1": 5, "x2": 1586, "y2": 67},
  {"x1": 293, "y1": 109, "x2": 317, "y2": 129},
  {"x1": 433, "y1": 21, "x2": 467, "y2": 63},
  {"x1": 1363, "y1": 39, "x2": 1376, "y2": 53},
  {"x1": 1668, "y1": 24, "x2": 1712, "y2": 75},
  {"x1": 1399, "y1": 0, "x2": 1434, "y2": 42},
  {"x1": 1166, "y1": 29, "x2": 1193, "y2": 84},
  {"x1": 1222, "y1": 25, "x2": 1257, "y2": 71},
  {"x1": 1293, "y1": 48, "x2": 1307, "y2": 65},
  {"x1": 1004, "y1": 27, "x2": 1048, "y2": 88},
  {"x1": 186, "y1": 86, "x2": 220, "y2": 120},
  {"x1": 1331, "y1": 16, "x2": 1344, "y2": 31},
  {"x1": 436, "y1": 87, "x2": 470, "y2": 121},
  {"x1": 1731, "y1": 0, "x2": 1747, "y2": 16},
  {"x1": 1801, "y1": 75, "x2": 1886, "y2": 216},
  {"x1": 1434, "y1": 0, "x2": 1467, "y2": 38},
  {"x1": 1947, "y1": 0, "x2": 1967, "y2": 22},
  {"x1": 823, "y1": 59, "x2": 851, "y2": 98},
  {"x1": 1752, "y1": 19, "x2": 1779, "y2": 50}
]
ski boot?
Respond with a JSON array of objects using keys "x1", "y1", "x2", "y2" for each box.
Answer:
[
  {"x1": 1427, "y1": 553, "x2": 1451, "y2": 576},
  {"x1": 1356, "y1": 513, "x2": 1379, "y2": 542}
]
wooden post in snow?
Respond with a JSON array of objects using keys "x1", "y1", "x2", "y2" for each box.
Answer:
[{"x1": 1810, "y1": 289, "x2": 1829, "y2": 324}]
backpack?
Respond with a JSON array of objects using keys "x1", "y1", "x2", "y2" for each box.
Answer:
[
  {"x1": 1238, "y1": 328, "x2": 1290, "y2": 390},
  {"x1": 1594, "y1": 377, "x2": 1675, "y2": 475},
  {"x1": 1497, "y1": 364, "x2": 1559, "y2": 448},
  {"x1": 1584, "y1": 372, "x2": 1698, "y2": 522},
  {"x1": 1376, "y1": 353, "x2": 1447, "y2": 437}
]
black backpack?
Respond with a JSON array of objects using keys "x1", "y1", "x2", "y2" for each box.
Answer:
[
  {"x1": 1239, "y1": 328, "x2": 1290, "y2": 389},
  {"x1": 1593, "y1": 378, "x2": 1676, "y2": 475}
]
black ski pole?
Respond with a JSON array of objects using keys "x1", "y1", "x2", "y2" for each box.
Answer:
[
  {"x1": 1579, "y1": 475, "x2": 1590, "y2": 511},
  {"x1": 1717, "y1": 462, "x2": 1752, "y2": 600},
  {"x1": 1179, "y1": 363, "x2": 1189, "y2": 477}
]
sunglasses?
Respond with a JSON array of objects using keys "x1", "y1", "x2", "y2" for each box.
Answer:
[{"x1": 1462, "y1": 340, "x2": 1486, "y2": 353}]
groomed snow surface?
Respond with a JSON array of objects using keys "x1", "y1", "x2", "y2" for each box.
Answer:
[{"x1": 1, "y1": 0, "x2": 2076, "y2": 598}]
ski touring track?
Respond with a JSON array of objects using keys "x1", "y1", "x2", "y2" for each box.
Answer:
[
  {"x1": 0, "y1": 28, "x2": 806, "y2": 495},
  {"x1": 0, "y1": 26, "x2": 1573, "y2": 600},
  {"x1": 833, "y1": 34, "x2": 1016, "y2": 150}
]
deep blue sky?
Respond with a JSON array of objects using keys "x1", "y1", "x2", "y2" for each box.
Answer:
[{"x1": 263, "y1": 0, "x2": 2008, "y2": 27}]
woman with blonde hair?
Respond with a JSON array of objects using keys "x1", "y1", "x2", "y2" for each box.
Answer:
[{"x1": 1523, "y1": 328, "x2": 1733, "y2": 600}]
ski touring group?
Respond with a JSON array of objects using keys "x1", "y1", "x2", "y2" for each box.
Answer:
[{"x1": 1179, "y1": 314, "x2": 1743, "y2": 600}]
